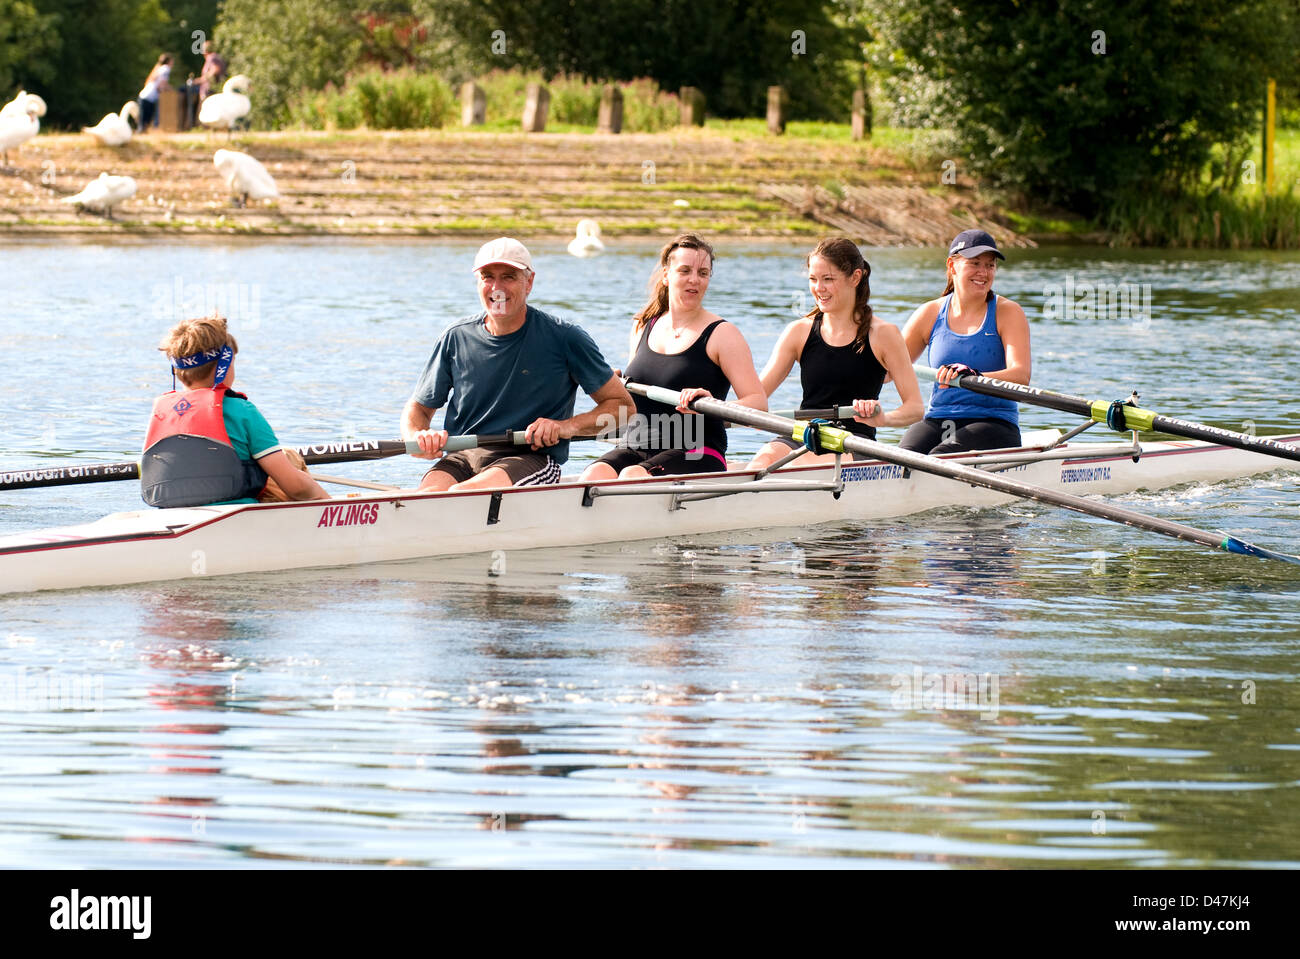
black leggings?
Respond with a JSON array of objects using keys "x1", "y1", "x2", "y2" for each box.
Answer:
[
  {"x1": 899, "y1": 417, "x2": 1021, "y2": 455},
  {"x1": 597, "y1": 446, "x2": 728, "y2": 475}
]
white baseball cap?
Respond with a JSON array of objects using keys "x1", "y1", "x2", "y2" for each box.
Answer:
[{"x1": 473, "y1": 237, "x2": 532, "y2": 272}]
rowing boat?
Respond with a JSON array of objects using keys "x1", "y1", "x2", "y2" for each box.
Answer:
[{"x1": 1, "y1": 427, "x2": 1295, "y2": 594}]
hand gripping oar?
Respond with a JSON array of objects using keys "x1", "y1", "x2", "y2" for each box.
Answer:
[
  {"x1": 627, "y1": 382, "x2": 1300, "y2": 566},
  {"x1": 915, "y1": 365, "x2": 1300, "y2": 464},
  {"x1": 0, "y1": 430, "x2": 593, "y2": 491}
]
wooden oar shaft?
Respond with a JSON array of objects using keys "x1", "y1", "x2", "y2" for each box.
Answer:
[
  {"x1": 628, "y1": 382, "x2": 1300, "y2": 565},
  {"x1": 915, "y1": 365, "x2": 1300, "y2": 464}
]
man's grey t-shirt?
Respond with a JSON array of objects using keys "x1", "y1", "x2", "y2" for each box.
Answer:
[{"x1": 411, "y1": 306, "x2": 614, "y2": 465}]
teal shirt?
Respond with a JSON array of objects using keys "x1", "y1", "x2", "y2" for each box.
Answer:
[
  {"x1": 215, "y1": 394, "x2": 280, "y2": 504},
  {"x1": 411, "y1": 306, "x2": 614, "y2": 465}
]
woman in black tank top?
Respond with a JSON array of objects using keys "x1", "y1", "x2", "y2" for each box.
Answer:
[
  {"x1": 580, "y1": 234, "x2": 766, "y2": 480},
  {"x1": 747, "y1": 238, "x2": 924, "y2": 470}
]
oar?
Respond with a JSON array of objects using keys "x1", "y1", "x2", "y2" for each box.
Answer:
[
  {"x1": 0, "y1": 442, "x2": 419, "y2": 491},
  {"x1": 771, "y1": 406, "x2": 856, "y2": 420},
  {"x1": 915, "y1": 364, "x2": 1300, "y2": 464},
  {"x1": 626, "y1": 381, "x2": 1300, "y2": 565},
  {"x1": 0, "y1": 430, "x2": 595, "y2": 491}
]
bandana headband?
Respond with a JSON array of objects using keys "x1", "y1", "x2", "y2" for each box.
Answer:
[{"x1": 170, "y1": 344, "x2": 233, "y2": 387}]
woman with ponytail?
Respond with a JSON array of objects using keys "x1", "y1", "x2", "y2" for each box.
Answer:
[
  {"x1": 898, "y1": 229, "x2": 1031, "y2": 454},
  {"x1": 580, "y1": 233, "x2": 766, "y2": 480},
  {"x1": 746, "y1": 237, "x2": 923, "y2": 469}
]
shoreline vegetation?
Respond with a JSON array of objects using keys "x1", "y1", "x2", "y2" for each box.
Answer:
[
  {"x1": 8, "y1": 3, "x2": 1300, "y2": 247},
  {"x1": 5, "y1": 61, "x2": 1299, "y2": 246}
]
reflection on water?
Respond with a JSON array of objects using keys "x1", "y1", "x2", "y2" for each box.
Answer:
[{"x1": 1, "y1": 242, "x2": 1299, "y2": 867}]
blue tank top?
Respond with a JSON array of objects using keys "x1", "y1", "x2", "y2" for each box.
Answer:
[{"x1": 925, "y1": 294, "x2": 1018, "y2": 425}]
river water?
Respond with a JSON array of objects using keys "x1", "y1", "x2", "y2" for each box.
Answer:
[{"x1": 1, "y1": 239, "x2": 1297, "y2": 869}]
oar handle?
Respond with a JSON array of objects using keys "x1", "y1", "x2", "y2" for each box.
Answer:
[
  {"x1": 780, "y1": 406, "x2": 857, "y2": 420},
  {"x1": 633, "y1": 386, "x2": 854, "y2": 422}
]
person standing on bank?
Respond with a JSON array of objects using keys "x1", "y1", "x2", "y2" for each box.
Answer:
[
  {"x1": 403, "y1": 237, "x2": 635, "y2": 491},
  {"x1": 899, "y1": 229, "x2": 1031, "y2": 454},
  {"x1": 747, "y1": 237, "x2": 923, "y2": 470},
  {"x1": 137, "y1": 54, "x2": 172, "y2": 134},
  {"x1": 198, "y1": 41, "x2": 228, "y2": 103},
  {"x1": 579, "y1": 233, "x2": 766, "y2": 481}
]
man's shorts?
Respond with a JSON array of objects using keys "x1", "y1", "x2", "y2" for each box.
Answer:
[{"x1": 426, "y1": 447, "x2": 561, "y2": 486}]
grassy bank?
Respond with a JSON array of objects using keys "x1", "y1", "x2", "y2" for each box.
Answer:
[
  {"x1": 15, "y1": 117, "x2": 1295, "y2": 246},
  {"x1": 4, "y1": 125, "x2": 1010, "y2": 241}
]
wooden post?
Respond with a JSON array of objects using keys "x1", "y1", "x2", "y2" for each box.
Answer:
[
  {"x1": 766, "y1": 86, "x2": 787, "y2": 135},
  {"x1": 851, "y1": 89, "x2": 869, "y2": 141},
  {"x1": 679, "y1": 87, "x2": 705, "y2": 126},
  {"x1": 597, "y1": 85, "x2": 623, "y2": 134},
  {"x1": 522, "y1": 83, "x2": 550, "y2": 132},
  {"x1": 159, "y1": 86, "x2": 187, "y2": 132},
  {"x1": 461, "y1": 82, "x2": 485, "y2": 126},
  {"x1": 1264, "y1": 78, "x2": 1276, "y2": 194}
]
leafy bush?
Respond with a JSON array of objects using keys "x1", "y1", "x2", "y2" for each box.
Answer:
[
  {"x1": 471, "y1": 69, "x2": 677, "y2": 131},
  {"x1": 619, "y1": 78, "x2": 678, "y2": 133},
  {"x1": 285, "y1": 67, "x2": 452, "y2": 129}
]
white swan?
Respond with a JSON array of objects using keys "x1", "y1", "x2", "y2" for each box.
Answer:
[
  {"x1": 198, "y1": 75, "x2": 252, "y2": 137},
  {"x1": 0, "y1": 101, "x2": 40, "y2": 165},
  {"x1": 62, "y1": 173, "x2": 137, "y2": 218},
  {"x1": 0, "y1": 90, "x2": 46, "y2": 120},
  {"x1": 567, "y1": 219, "x2": 604, "y2": 257},
  {"x1": 213, "y1": 149, "x2": 278, "y2": 206},
  {"x1": 83, "y1": 101, "x2": 140, "y2": 147}
]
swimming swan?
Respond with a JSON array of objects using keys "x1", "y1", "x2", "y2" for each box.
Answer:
[{"x1": 567, "y1": 219, "x2": 605, "y2": 257}]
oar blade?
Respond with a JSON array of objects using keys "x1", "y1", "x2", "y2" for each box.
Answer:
[{"x1": 1220, "y1": 536, "x2": 1300, "y2": 565}]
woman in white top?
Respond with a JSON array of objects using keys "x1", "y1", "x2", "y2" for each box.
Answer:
[{"x1": 137, "y1": 54, "x2": 173, "y2": 133}]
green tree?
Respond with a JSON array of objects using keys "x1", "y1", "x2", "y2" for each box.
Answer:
[
  {"x1": 21, "y1": 0, "x2": 172, "y2": 128},
  {"x1": 415, "y1": 0, "x2": 861, "y2": 119},
  {"x1": 26, "y1": 0, "x2": 171, "y2": 129},
  {"x1": 158, "y1": 0, "x2": 219, "y2": 82},
  {"x1": 0, "y1": 0, "x2": 60, "y2": 98},
  {"x1": 216, "y1": 0, "x2": 423, "y2": 126},
  {"x1": 864, "y1": 0, "x2": 1299, "y2": 214}
]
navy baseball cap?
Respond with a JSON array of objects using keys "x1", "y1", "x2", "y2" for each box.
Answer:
[{"x1": 948, "y1": 229, "x2": 1005, "y2": 260}]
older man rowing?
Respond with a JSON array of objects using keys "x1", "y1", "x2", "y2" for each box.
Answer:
[{"x1": 402, "y1": 237, "x2": 634, "y2": 490}]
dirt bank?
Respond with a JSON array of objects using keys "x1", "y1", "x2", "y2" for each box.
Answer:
[{"x1": 0, "y1": 128, "x2": 1029, "y2": 246}]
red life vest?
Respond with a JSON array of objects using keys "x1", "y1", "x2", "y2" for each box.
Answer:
[{"x1": 141, "y1": 384, "x2": 268, "y2": 508}]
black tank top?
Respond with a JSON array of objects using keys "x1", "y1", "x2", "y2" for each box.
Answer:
[
  {"x1": 799, "y1": 314, "x2": 886, "y2": 440},
  {"x1": 623, "y1": 317, "x2": 732, "y2": 453}
]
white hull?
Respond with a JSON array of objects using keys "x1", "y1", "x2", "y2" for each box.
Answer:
[{"x1": 1, "y1": 434, "x2": 1296, "y2": 594}]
